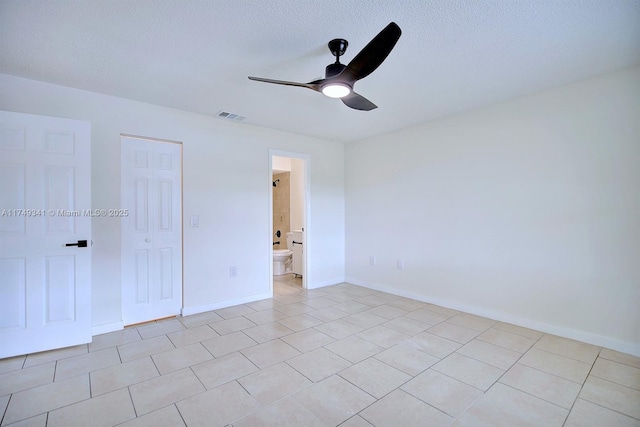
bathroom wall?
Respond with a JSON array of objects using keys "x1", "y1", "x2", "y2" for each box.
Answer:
[
  {"x1": 272, "y1": 172, "x2": 290, "y2": 250},
  {"x1": 272, "y1": 156, "x2": 291, "y2": 172},
  {"x1": 272, "y1": 155, "x2": 305, "y2": 235},
  {"x1": 290, "y1": 158, "x2": 305, "y2": 232}
]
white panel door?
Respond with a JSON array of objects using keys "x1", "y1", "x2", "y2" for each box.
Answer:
[
  {"x1": 121, "y1": 136, "x2": 182, "y2": 325},
  {"x1": 0, "y1": 110, "x2": 91, "y2": 358}
]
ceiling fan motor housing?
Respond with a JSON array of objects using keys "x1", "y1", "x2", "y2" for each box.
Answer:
[{"x1": 325, "y1": 62, "x2": 347, "y2": 78}]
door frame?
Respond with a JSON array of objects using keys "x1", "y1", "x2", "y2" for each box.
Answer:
[
  {"x1": 269, "y1": 149, "x2": 310, "y2": 291},
  {"x1": 120, "y1": 133, "x2": 184, "y2": 325}
]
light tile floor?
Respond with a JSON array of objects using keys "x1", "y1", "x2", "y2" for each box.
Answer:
[{"x1": 1, "y1": 275, "x2": 639, "y2": 426}]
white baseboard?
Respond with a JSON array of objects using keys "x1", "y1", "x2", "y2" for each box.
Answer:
[
  {"x1": 345, "y1": 277, "x2": 640, "y2": 357},
  {"x1": 182, "y1": 291, "x2": 273, "y2": 316},
  {"x1": 306, "y1": 277, "x2": 346, "y2": 290},
  {"x1": 92, "y1": 321, "x2": 124, "y2": 336}
]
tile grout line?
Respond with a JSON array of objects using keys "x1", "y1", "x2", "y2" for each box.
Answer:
[
  {"x1": 13, "y1": 373, "x2": 93, "y2": 426},
  {"x1": 0, "y1": 394, "x2": 11, "y2": 426},
  {"x1": 446, "y1": 330, "x2": 549, "y2": 423},
  {"x1": 574, "y1": 373, "x2": 640, "y2": 407},
  {"x1": 512, "y1": 336, "x2": 604, "y2": 426},
  {"x1": 334, "y1": 348, "x2": 456, "y2": 423},
  {"x1": 173, "y1": 402, "x2": 188, "y2": 427},
  {"x1": 526, "y1": 346, "x2": 596, "y2": 365},
  {"x1": 480, "y1": 330, "x2": 544, "y2": 391},
  {"x1": 497, "y1": 382, "x2": 572, "y2": 412},
  {"x1": 514, "y1": 356, "x2": 592, "y2": 385},
  {"x1": 226, "y1": 364, "x2": 320, "y2": 424},
  {"x1": 352, "y1": 361, "x2": 455, "y2": 425},
  {"x1": 395, "y1": 350, "x2": 487, "y2": 422},
  {"x1": 588, "y1": 367, "x2": 640, "y2": 391},
  {"x1": 572, "y1": 396, "x2": 640, "y2": 423},
  {"x1": 597, "y1": 353, "x2": 640, "y2": 370},
  {"x1": 52, "y1": 359, "x2": 59, "y2": 382},
  {"x1": 88, "y1": 368, "x2": 93, "y2": 399},
  {"x1": 126, "y1": 386, "x2": 138, "y2": 419}
]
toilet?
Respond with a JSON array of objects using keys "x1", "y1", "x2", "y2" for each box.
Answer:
[{"x1": 273, "y1": 248, "x2": 292, "y2": 276}]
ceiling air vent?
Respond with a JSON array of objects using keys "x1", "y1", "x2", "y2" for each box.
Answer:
[{"x1": 216, "y1": 111, "x2": 246, "y2": 122}]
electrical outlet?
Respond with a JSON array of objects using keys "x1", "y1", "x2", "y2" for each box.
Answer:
[
  {"x1": 397, "y1": 260, "x2": 404, "y2": 270},
  {"x1": 369, "y1": 256, "x2": 376, "y2": 266},
  {"x1": 190, "y1": 215, "x2": 199, "y2": 227},
  {"x1": 229, "y1": 266, "x2": 237, "y2": 277}
]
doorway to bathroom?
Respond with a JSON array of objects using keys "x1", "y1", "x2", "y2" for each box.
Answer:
[{"x1": 270, "y1": 150, "x2": 309, "y2": 291}]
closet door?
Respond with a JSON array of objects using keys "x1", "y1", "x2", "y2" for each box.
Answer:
[{"x1": 121, "y1": 135, "x2": 182, "y2": 325}]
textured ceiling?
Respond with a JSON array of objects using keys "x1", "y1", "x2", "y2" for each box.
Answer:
[{"x1": 1, "y1": 0, "x2": 639, "y2": 143}]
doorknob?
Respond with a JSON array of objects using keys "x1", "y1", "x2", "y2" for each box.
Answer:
[
  {"x1": 145, "y1": 238, "x2": 150, "y2": 243},
  {"x1": 65, "y1": 240, "x2": 88, "y2": 247}
]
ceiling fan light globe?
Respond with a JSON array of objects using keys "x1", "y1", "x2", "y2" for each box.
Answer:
[{"x1": 322, "y1": 83, "x2": 351, "y2": 98}]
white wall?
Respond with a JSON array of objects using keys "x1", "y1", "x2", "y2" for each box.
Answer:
[
  {"x1": 345, "y1": 66, "x2": 640, "y2": 356},
  {"x1": 0, "y1": 73, "x2": 346, "y2": 330}
]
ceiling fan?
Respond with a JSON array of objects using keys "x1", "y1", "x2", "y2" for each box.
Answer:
[{"x1": 248, "y1": 22, "x2": 402, "y2": 111}]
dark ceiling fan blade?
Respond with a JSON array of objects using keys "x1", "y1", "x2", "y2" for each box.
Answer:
[
  {"x1": 341, "y1": 22, "x2": 402, "y2": 83},
  {"x1": 248, "y1": 23, "x2": 400, "y2": 111},
  {"x1": 341, "y1": 92, "x2": 377, "y2": 111},
  {"x1": 248, "y1": 76, "x2": 321, "y2": 91}
]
